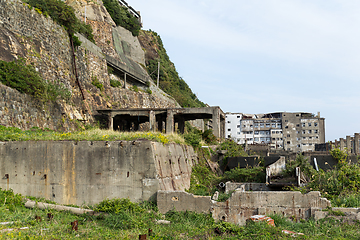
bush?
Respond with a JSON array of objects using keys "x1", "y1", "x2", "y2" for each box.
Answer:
[
  {"x1": 94, "y1": 198, "x2": 144, "y2": 214},
  {"x1": 0, "y1": 59, "x2": 71, "y2": 102},
  {"x1": 102, "y1": 0, "x2": 141, "y2": 36},
  {"x1": 25, "y1": 0, "x2": 94, "y2": 46},
  {"x1": 91, "y1": 76, "x2": 104, "y2": 91},
  {"x1": 110, "y1": 79, "x2": 121, "y2": 88},
  {"x1": 0, "y1": 188, "x2": 23, "y2": 211}
]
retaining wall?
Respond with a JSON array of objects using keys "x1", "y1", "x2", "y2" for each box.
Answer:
[{"x1": 0, "y1": 141, "x2": 197, "y2": 205}]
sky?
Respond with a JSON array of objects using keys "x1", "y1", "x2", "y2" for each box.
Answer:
[{"x1": 129, "y1": 0, "x2": 360, "y2": 141}]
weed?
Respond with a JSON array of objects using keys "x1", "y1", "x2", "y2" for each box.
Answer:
[
  {"x1": 91, "y1": 76, "x2": 104, "y2": 91},
  {"x1": 110, "y1": 79, "x2": 121, "y2": 88}
]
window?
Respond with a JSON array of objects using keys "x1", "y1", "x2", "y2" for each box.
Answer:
[
  {"x1": 272, "y1": 138, "x2": 275, "y2": 140},
  {"x1": 250, "y1": 125, "x2": 253, "y2": 127},
  {"x1": 266, "y1": 137, "x2": 271, "y2": 142},
  {"x1": 243, "y1": 125, "x2": 246, "y2": 128},
  {"x1": 254, "y1": 137, "x2": 259, "y2": 141},
  {"x1": 237, "y1": 116, "x2": 240, "y2": 118},
  {"x1": 297, "y1": 144, "x2": 300, "y2": 148},
  {"x1": 315, "y1": 136, "x2": 319, "y2": 139},
  {"x1": 266, "y1": 123, "x2": 270, "y2": 128},
  {"x1": 296, "y1": 114, "x2": 299, "y2": 117},
  {"x1": 309, "y1": 143, "x2": 313, "y2": 146},
  {"x1": 314, "y1": 122, "x2": 318, "y2": 127},
  {"x1": 260, "y1": 137, "x2": 266, "y2": 142},
  {"x1": 276, "y1": 131, "x2": 279, "y2": 134},
  {"x1": 254, "y1": 123, "x2": 259, "y2": 127},
  {"x1": 228, "y1": 129, "x2": 231, "y2": 131},
  {"x1": 277, "y1": 124, "x2": 282, "y2": 128},
  {"x1": 285, "y1": 120, "x2": 288, "y2": 122},
  {"x1": 302, "y1": 123, "x2": 305, "y2": 127},
  {"x1": 302, "y1": 130, "x2": 306, "y2": 134},
  {"x1": 287, "y1": 141, "x2": 291, "y2": 144},
  {"x1": 296, "y1": 131, "x2": 300, "y2": 134},
  {"x1": 287, "y1": 134, "x2": 290, "y2": 137},
  {"x1": 314, "y1": 130, "x2": 318, "y2": 134},
  {"x1": 228, "y1": 121, "x2": 231, "y2": 123},
  {"x1": 280, "y1": 138, "x2": 283, "y2": 140},
  {"x1": 266, "y1": 131, "x2": 270, "y2": 135},
  {"x1": 308, "y1": 123, "x2": 312, "y2": 127},
  {"x1": 237, "y1": 125, "x2": 240, "y2": 128},
  {"x1": 276, "y1": 138, "x2": 280, "y2": 140},
  {"x1": 227, "y1": 135, "x2": 231, "y2": 138},
  {"x1": 303, "y1": 137, "x2": 306, "y2": 140},
  {"x1": 297, "y1": 138, "x2": 300, "y2": 141},
  {"x1": 308, "y1": 130, "x2": 312, "y2": 134},
  {"x1": 254, "y1": 131, "x2": 259, "y2": 135},
  {"x1": 260, "y1": 123, "x2": 264, "y2": 128},
  {"x1": 309, "y1": 137, "x2": 312, "y2": 139},
  {"x1": 285, "y1": 126, "x2": 288, "y2": 129},
  {"x1": 296, "y1": 124, "x2": 300, "y2": 127},
  {"x1": 272, "y1": 123, "x2": 276, "y2": 128}
]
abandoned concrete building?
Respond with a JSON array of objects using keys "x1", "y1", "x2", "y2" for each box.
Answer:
[
  {"x1": 225, "y1": 112, "x2": 325, "y2": 152},
  {"x1": 98, "y1": 106, "x2": 226, "y2": 138},
  {"x1": 317, "y1": 133, "x2": 360, "y2": 156}
]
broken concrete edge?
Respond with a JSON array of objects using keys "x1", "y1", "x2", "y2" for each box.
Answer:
[
  {"x1": 25, "y1": 200, "x2": 95, "y2": 215},
  {"x1": 157, "y1": 189, "x2": 334, "y2": 226}
]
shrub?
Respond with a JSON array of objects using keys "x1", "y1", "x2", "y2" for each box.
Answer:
[
  {"x1": 94, "y1": 198, "x2": 144, "y2": 214},
  {"x1": 102, "y1": 0, "x2": 141, "y2": 36},
  {"x1": 0, "y1": 188, "x2": 23, "y2": 211},
  {"x1": 0, "y1": 58, "x2": 71, "y2": 102},
  {"x1": 25, "y1": 0, "x2": 94, "y2": 46},
  {"x1": 110, "y1": 79, "x2": 121, "y2": 88},
  {"x1": 130, "y1": 85, "x2": 139, "y2": 92},
  {"x1": 91, "y1": 76, "x2": 104, "y2": 91}
]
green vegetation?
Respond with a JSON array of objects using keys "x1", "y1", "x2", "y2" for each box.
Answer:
[
  {"x1": 0, "y1": 126, "x2": 186, "y2": 145},
  {"x1": 130, "y1": 85, "x2": 139, "y2": 92},
  {"x1": 286, "y1": 149, "x2": 360, "y2": 207},
  {"x1": 109, "y1": 79, "x2": 121, "y2": 88},
  {"x1": 0, "y1": 58, "x2": 71, "y2": 102},
  {"x1": 187, "y1": 141, "x2": 265, "y2": 197},
  {"x1": 142, "y1": 30, "x2": 206, "y2": 108},
  {"x1": 1, "y1": 187, "x2": 359, "y2": 239},
  {"x1": 91, "y1": 76, "x2": 104, "y2": 91},
  {"x1": 25, "y1": 0, "x2": 94, "y2": 47},
  {"x1": 102, "y1": 0, "x2": 141, "y2": 36}
]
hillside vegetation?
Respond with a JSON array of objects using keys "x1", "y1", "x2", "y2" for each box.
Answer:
[{"x1": 139, "y1": 30, "x2": 206, "y2": 108}]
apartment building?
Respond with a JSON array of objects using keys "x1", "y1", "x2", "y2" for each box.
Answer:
[{"x1": 225, "y1": 112, "x2": 325, "y2": 152}]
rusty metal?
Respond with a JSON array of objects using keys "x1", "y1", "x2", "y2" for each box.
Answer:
[
  {"x1": 139, "y1": 234, "x2": 147, "y2": 240},
  {"x1": 71, "y1": 220, "x2": 78, "y2": 231},
  {"x1": 47, "y1": 213, "x2": 53, "y2": 221},
  {"x1": 70, "y1": 37, "x2": 85, "y2": 100}
]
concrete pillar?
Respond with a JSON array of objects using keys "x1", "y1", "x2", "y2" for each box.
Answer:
[
  {"x1": 166, "y1": 110, "x2": 174, "y2": 134},
  {"x1": 354, "y1": 133, "x2": 360, "y2": 155},
  {"x1": 124, "y1": 73, "x2": 127, "y2": 89},
  {"x1": 212, "y1": 107, "x2": 220, "y2": 138},
  {"x1": 346, "y1": 136, "x2": 352, "y2": 155},
  {"x1": 340, "y1": 138, "x2": 345, "y2": 151},
  {"x1": 108, "y1": 114, "x2": 114, "y2": 130},
  {"x1": 149, "y1": 110, "x2": 156, "y2": 132},
  {"x1": 178, "y1": 117, "x2": 185, "y2": 134}
]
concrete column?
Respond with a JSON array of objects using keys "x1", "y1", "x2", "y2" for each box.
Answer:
[
  {"x1": 354, "y1": 133, "x2": 360, "y2": 155},
  {"x1": 149, "y1": 110, "x2": 156, "y2": 132},
  {"x1": 346, "y1": 136, "x2": 352, "y2": 155},
  {"x1": 166, "y1": 110, "x2": 174, "y2": 134},
  {"x1": 212, "y1": 107, "x2": 220, "y2": 138},
  {"x1": 124, "y1": 73, "x2": 127, "y2": 89},
  {"x1": 178, "y1": 117, "x2": 185, "y2": 134},
  {"x1": 340, "y1": 138, "x2": 345, "y2": 151},
  {"x1": 108, "y1": 114, "x2": 114, "y2": 130}
]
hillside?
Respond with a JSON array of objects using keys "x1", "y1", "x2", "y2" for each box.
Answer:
[{"x1": 0, "y1": 0, "x2": 203, "y2": 132}]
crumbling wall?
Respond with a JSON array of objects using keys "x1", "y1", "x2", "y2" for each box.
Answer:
[
  {"x1": 157, "y1": 190, "x2": 330, "y2": 226},
  {"x1": 0, "y1": 141, "x2": 196, "y2": 205}
]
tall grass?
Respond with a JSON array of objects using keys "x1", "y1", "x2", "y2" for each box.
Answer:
[{"x1": 0, "y1": 126, "x2": 186, "y2": 145}]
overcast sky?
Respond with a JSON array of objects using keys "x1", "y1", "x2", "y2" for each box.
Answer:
[{"x1": 130, "y1": 0, "x2": 360, "y2": 141}]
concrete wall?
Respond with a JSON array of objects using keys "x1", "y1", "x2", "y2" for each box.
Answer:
[
  {"x1": 158, "y1": 190, "x2": 330, "y2": 226},
  {"x1": 0, "y1": 141, "x2": 196, "y2": 205}
]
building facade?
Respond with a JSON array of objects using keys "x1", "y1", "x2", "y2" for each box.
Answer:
[{"x1": 225, "y1": 112, "x2": 325, "y2": 152}]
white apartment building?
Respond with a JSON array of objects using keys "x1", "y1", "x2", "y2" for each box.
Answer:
[{"x1": 225, "y1": 112, "x2": 325, "y2": 152}]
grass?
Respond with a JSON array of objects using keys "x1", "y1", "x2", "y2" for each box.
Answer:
[
  {"x1": 1, "y1": 198, "x2": 360, "y2": 239},
  {"x1": 0, "y1": 126, "x2": 186, "y2": 145}
]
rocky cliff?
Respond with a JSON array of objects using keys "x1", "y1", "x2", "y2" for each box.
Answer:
[{"x1": 0, "y1": 0, "x2": 179, "y2": 131}]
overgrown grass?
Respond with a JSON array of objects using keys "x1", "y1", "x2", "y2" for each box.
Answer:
[
  {"x1": 0, "y1": 126, "x2": 186, "y2": 145},
  {"x1": 1, "y1": 188, "x2": 360, "y2": 239}
]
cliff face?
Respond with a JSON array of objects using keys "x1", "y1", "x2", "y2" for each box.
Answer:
[{"x1": 0, "y1": 0, "x2": 179, "y2": 131}]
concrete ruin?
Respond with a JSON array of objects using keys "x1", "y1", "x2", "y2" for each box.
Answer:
[
  {"x1": 157, "y1": 189, "x2": 331, "y2": 226},
  {"x1": 0, "y1": 140, "x2": 197, "y2": 206},
  {"x1": 97, "y1": 107, "x2": 226, "y2": 138}
]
